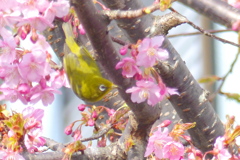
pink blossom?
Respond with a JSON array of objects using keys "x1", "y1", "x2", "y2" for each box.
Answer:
[
  {"x1": 162, "y1": 141, "x2": 184, "y2": 160},
  {"x1": 232, "y1": 20, "x2": 240, "y2": 31},
  {"x1": 0, "y1": 64, "x2": 24, "y2": 87},
  {"x1": 227, "y1": 0, "x2": 240, "y2": 8},
  {"x1": 22, "y1": 106, "x2": 44, "y2": 120},
  {"x1": 50, "y1": 69, "x2": 70, "y2": 89},
  {"x1": 29, "y1": 34, "x2": 51, "y2": 52},
  {"x1": 17, "y1": 0, "x2": 49, "y2": 16},
  {"x1": 126, "y1": 80, "x2": 162, "y2": 106},
  {"x1": 8, "y1": 129, "x2": 16, "y2": 138},
  {"x1": 24, "y1": 128, "x2": 46, "y2": 153},
  {"x1": 158, "y1": 80, "x2": 179, "y2": 99},
  {"x1": 44, "y1": 0, "x2": 70, "y2": 23},
  {"x1": 0, "y1": 28, "x2": 17, "y2": 65},
  {"x1": 0, "y1": 149, "x2": 24, "y2": 160},
  {"x1": 18, "y1": 50, "x2": 48, "y2": 82},
  {"x1": 116, "y1": 57, "x2": 141, "y2": 78},
  {"x1": 0, "y1": 0, "x2": 18, "y2": 11},
  {"x1": 136, "y1": 36, "x2": 168, "y2": 67},
  {"x1": 213, "y1": 137, "x2": 231, "y2": 160},
  {"x1": 30, "y1": 83, "x2": 61, "y2": 106},
  {"x1": 145, "y1": 128, "x2": 172, "y2": 158},
  {"x1": 0, "y1": 11, "x2": 21, "y2": 29},
  {"x1": 22, "y1": 106, "x2": 44, "y2": 130},
  {"x1": 0, "y1": 85, "x2": 28, "y2": 104},
  {"x1": 18, "y1": 15, "x2": 53, "y2": 32},
  {"x1": 105, "y1": 108, "x2": 115, "y2": 116}
]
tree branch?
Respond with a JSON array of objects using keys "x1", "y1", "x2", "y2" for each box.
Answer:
[{"x1": 179, "y1": 0, "x2": 240, "y2": 28}]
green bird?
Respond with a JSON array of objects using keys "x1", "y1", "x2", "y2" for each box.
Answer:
[{"x1": 62, "y1": 22, "x2": 115, "y2": 102}]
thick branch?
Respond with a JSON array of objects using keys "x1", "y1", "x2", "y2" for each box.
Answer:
[
  {"x1": 179, "y1": 0, "x2": 240, "y2": 28},
  {"x1": 102, "y1": 0, "x2": 153, "y2": 43},
  {"x1": 155, "y1": 39, "x2": 225, "y2": 153}
]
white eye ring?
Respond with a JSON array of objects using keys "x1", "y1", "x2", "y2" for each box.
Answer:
[{"x1": 99, "y1": 84, "x2": 107, "y2": 91}]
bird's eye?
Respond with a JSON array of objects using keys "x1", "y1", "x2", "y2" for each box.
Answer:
[{"x1": 99, "y1": 84, "x2": 107, "y2": 91}]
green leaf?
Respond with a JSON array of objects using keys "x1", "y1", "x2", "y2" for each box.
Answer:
[
  {"x1": 198, "y1": 75, "x2": 221, "y2": 83},
  {"x1": 224, "y1": 92, "x2": 240, "y2": 103}
]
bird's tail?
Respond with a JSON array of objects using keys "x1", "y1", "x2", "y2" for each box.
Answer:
[{"x1": 62, "y1": 22, "x2": 80, "y2": 54}]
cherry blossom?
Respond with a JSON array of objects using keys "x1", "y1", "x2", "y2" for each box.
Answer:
[
  {"x1": 0, "y1": 64, "x2": 24, "y2": 87},
  {"x1": 30, "y1": 82, "x2": 61, "y2": 106},
  {"x1": 44, "y1": 0, "x2": 70, "y2": 23},
  {"x1": 162, "y1": 141, "x2": 184, "y2": 160},
  {"x1": 0, "y1": 149, "x2": 24, "y2": 160},
  {"x1": 116, "y1": 57, "x2": 141, "y2": 78},
  {"x1": 22, "y1": 106, "x2": 44, "y2": 130},
  {"x1": 0, "y1": 85, "x2": 28, "y2": 104},
  {"x1": 126, "y1": 80, "x2": 162, "y2": 106},
  {"x1": 144, "y1": 128, "x2": 172, "y2": 158},
  {"x1": 136, "y1": 36, "x2": 168, "y2": 67},
  {"x1": 212, "y1": 137, "x2": 231, "y2": 160},
  {"x1": 24, "y1": 128, "x2": 46, "y2": 153},
  {"x1": 0, "y1": 28, "x2": 17, "y2": 65},
  {"x1": 18, "y1": 50, "x2": 49, "y2": 82}
]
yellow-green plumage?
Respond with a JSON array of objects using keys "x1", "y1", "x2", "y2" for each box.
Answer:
[{"x1": 62, "y1": 23, "x2": 115, "y2": 102}]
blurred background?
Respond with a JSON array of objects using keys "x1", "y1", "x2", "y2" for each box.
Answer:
[{"x1": 7, "y1": 0, "x2": 240, "y2": 144}]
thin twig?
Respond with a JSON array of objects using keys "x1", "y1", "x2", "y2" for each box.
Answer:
[
  {"x1": 187, "y1": 21, "x2": 240, "y2": 48},
  {"x1": 209, "y1": 50, "x2": 240, "y2": 101},
  {"x1": 80, "y1": 124, "x2": 113, "y2": 142},
  {"x1": 111, "y1": 36, "x2": 130, "y2": 47},
  {"x1": 101, "y1": 3, "x2": 160, "y2": 19},
  {"x1": 169, "y1": 7, "x2": 240, "y2": 48},
  {"x1": 167, "y1": 29, "x2": 233, "y2": 38}
]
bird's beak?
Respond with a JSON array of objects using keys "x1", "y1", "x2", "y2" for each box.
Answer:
[{"x1": 112, "y1": 84, "x2": 119, "y2": 89}]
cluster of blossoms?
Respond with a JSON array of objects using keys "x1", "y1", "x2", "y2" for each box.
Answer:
[
  {"x1": 0, "y1": 106, "x2": 45, "y2": 159},
  {"x1": 145, "y1": 127, "x2": 184, "y2": 160},
  {"x1": 144, "y1": 120, "x2": 237, "y2": 160},
  {"x1": 0, "y1": 0, "x2": 70, "y2": 106},
  {"x1": 63, "y1": 104, "x2": 129, "y2": 156},
  {"x1": 116, "y1": 36, "x2": 178, "y2": 106},
  {"x1": 64, "y1": 104, "x2": 121, "y2": 140}
]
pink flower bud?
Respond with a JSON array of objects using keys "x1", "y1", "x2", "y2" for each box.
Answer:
[
  {"x1": 78, "y1": 104, "x2": 86, "y2": 111},
  {"x1": 195, "y1": 150, "x2": 203, "y2": 158},
  {"x1": 97, "y1": 137, "x2": 106, "y2": 147},
  {"x1": 30, "y1": 29, "x2": 38, "y2": 43},
  {"x1": 119, "y1": 45, "x2": 128, "y2": 55},
  {"x1": 134, "y1": 73, "x2": 143, "y2": 81},
  {"x1": 106, "y1": 109, "x2": 115, "y2": 116},
  {"x1": 87, "y1": 119, "x2": 94, "y2": 126},
  {"x1": 78, "y1": 24, "x2": 86, "y2": 35},
  {"x1": 18, "y1": 83, "x2": 30, "y2": 94},
  {"x1": 91, "y1": 111, "x2": 98, "y2": 119},
  {"x1": 130, "y1": 48, "x2": 137, "y2": 57},
  {"x1": 64, "y1": 123, "x2": 74, "y2": 135},
  {"x1": 159, "y1": 120, "x2": 172, "y2": 128},
  {"x1": 73, "y1": 130, "x2": 82, "y2": 141}
]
